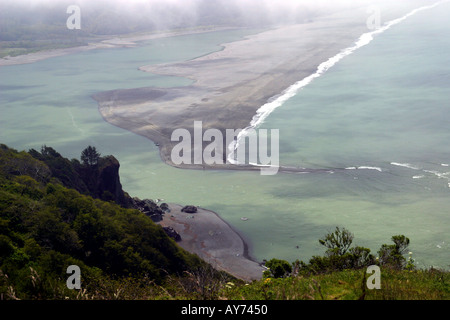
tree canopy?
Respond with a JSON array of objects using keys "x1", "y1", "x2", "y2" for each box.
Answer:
[
  {"x1": 0, "y1": 143, "x2": 207, "y2": 299},
  {"x1": 81, "y1": 146, "x2": 101, "y2": 167}
]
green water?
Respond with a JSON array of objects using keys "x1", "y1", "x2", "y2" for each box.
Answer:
[{"x1": 1, "y1": 8, "x2": 449, "y2": 270}]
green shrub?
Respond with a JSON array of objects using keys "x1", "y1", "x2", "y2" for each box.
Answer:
[{"x1": 265, "y1": 259, "x2": 292, "y2": 278}]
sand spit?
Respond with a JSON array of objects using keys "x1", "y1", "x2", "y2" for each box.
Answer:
[{"x1": 93, "y1": 2, "x2": 430, "y2": 170}]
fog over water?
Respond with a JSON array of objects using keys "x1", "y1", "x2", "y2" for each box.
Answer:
[{"x1": 1, "y1": 0, "x2": 415, "y2": 33}]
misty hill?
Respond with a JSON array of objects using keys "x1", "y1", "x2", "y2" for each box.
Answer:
[
  {"x1": 0, "y1": 0, "x2": 333, "y2": 57},
  {"x1": 0, "y1": 0, "x2": 321, "y2": 39}
]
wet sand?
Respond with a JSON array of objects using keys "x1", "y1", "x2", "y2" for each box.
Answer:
[
  {"x1": 158, "y1": 204, "x2": 265, "y2": 282},
  {"x1": 94, "y1": 18, "x2": 362, "y2": 168},
  {"x1": 92, "y1": 2, "x2": 430, "y2": 170}
]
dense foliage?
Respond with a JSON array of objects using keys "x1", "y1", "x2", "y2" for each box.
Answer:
[
  {"x1": 0, "y1": 143, "x2": 447, "y2": 300},
  {"x1": 226, "y1": 227, "x2": 448, "y2": 300},
  {"x1": 28, "y1": 145, "x2": 133, "y2": 207},
  {"x1": 292, "y1": 227, "x2": 418, "y2": 275},
  {"x1": 0, "y1": 143, "x2": 208, "y2": 299}
]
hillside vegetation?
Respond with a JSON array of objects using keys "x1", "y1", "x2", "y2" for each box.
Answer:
[
  {"x1": 0, "y1": 143, "x2": 448, "y2": 300},
  {"x1": 222, "y1": 227, "x2": 449, "y2": 300},
  {"x1": 0, "y1": 143, "x2": 230, "y2": 299}
]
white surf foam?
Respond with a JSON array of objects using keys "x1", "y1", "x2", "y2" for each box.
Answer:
[
  {"x1": 424, "y1": 170, "x2": 450, "y2": 188},
  {"x1": 228, "y1": 0, "x2": 449, "y2": 164},
  {"x1": 345, "y1": 166, "x2": 383, "y2": 172},
  {"x1": 247, "y1": 1, "x2": 446, "y2": 129},
  {"x1": 358, "y1": 166, "x2": 383, "y2": 172},
  {"x1": 391, "y1": 162, "x2": 420, "y2": 170}
]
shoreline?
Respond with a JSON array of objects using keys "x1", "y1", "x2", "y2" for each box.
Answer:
[
  {"x1": 0, "y1": 26, "x2": 238, "y2": 67},
  {"x1": 91, "y1": 2, "x2": 434, "y2": 280},
  {"x1": 93, "y1": 1, "x2": 432, "y2": 174},
  {"x1": 1, "y1": 0, "x2": 435, "y2": 282},
  {"x1": 92, "y1": 6, "x2": 383, "y2": 168},
  {"x1": 158, "y1": 204, "x2": 265, "y2": 282}
]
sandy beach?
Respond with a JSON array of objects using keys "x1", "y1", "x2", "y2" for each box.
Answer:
[
  {"x1": 158, "y1": 204, "x2": 265, "y2": 282},
  {"x1": 92, "y1": 1, "x2": 429, "y2": 170}
]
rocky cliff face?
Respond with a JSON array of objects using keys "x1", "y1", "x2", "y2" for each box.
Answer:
[
  {"x1": 95, "y1": 155, "x2": 131, "y2": 207},
  {"x1": 28, "y1": 146, "x2": 157, "y2": 210}
]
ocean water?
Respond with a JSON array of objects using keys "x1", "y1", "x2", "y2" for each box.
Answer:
[{"x1": 1, "y1": 4, "x2": 449, "y2": 269}]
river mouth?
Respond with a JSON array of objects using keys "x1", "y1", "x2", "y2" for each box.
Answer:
[{"x1": 1, "y1": 2, "x2": 449, "y2": 270}]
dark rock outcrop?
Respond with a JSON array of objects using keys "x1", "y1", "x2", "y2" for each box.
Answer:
[
  {"x1": 132, "y1": 197, "x2": 165, "y2": 222},
  {"x1": 181, "y1": 205, "x2": 198, "y2": 213},
  {"x1": 160, "y1": 203, "x2": 170, "y2": 212},
  {"x1": 28, "y1": 147, "x2": 133, "y2": 208},
  {"x1": 163, "y1": 226, "x2": 181, "y2": 242},
  {"x1": 95, "y1": 156, "x2": 131, "y2": 207}
]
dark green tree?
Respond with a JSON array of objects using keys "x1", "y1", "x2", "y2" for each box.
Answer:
[
  {"x1": 319, "y1": 226, "x2": 354, "y2": 256},
  {"x1": 81, "y1": 146, "x2": 101, "y2": 167},
  {"x1": 265, "y1": 258, "x2": 292, "y2": 278},
  {"x1": 298, "y1": 227, "x2": 375, "y2": 274},
  {"x1": 377, "y1": 235, "x2": 410, "y2": 269}
]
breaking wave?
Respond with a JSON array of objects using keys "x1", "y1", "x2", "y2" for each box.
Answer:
[{"x1": 228, "y1": 0, "x2": 449, "y2": 164}]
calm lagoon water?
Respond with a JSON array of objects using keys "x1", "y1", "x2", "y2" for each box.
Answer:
[{"x1": 1, "y1": 7, "x2": 449, "y2": 269}]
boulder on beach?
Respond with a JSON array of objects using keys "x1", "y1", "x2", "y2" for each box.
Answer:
[
  {"x1": 132, "y1": 197, "x2": 165, "y2": 221},
  {"x1": 181, "y1": 205, "x2": 198, "y2": 213},
  {"x1": 160, "y1": 202, "x2": 170, "y2": 212}
]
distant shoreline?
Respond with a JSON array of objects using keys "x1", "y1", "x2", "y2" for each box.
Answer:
[
  {"x1": 93, "y1": 2, "x2": 432, "y2": 174},
  {"x1": 93, "y1": 9, "x2": 372, "y2": 170},
  {"x1": 0, "y1": 26, "x2": 238, "y2": 67},
  {"x1": 2, "y1": 0, "x2": 435, "y2": 282}
]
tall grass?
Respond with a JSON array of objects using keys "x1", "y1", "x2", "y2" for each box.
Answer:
[{"x1": 221, "y1": 268, "x2": 449, "y2": 300}]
